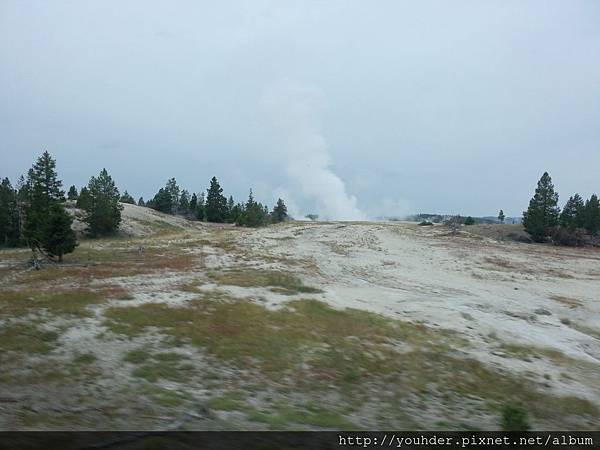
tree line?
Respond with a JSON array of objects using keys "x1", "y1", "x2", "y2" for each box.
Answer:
[
  {"x1": 0, "y1": 152, "x2": 123, "y2": 259},
  {"x1": 141, "y1": 176, "x2": 288, "y2": 227},
  {"x1": 0, "y1": 151, "x2": 290, "y2": 260},
  {"x1": 523, "y1": 172, "x2": 599, "y2": 245}
]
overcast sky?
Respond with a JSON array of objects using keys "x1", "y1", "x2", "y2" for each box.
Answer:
[{"x1": 1, "y1": 1, "x2": 599, "y2": 218}]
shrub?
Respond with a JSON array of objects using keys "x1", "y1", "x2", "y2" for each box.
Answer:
[
  {"x1": 418, "y1": 221, "x2": 433, "y2": 226},
  {"x1": 501, "y1": 404, "x2": 531, "y2": 431},
  {"x1": 553, "y1": 227, "x2": 585, "y2": 247}
]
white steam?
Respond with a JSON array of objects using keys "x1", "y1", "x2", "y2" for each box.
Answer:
[{"x1": 261, "y1": 81, "x2": 366, "y2": 221}]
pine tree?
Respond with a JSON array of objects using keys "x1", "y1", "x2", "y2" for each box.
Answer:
[
  {"x1": 42, "y1": 203, "x2": 77, "y2": 261},
  {"x1": 498, "y1": 210, "x2": 505, "y2": 224},
  {"x1": 559, "y1": 194, "x2": 585, "y2": 229},
  {"x1": 0, "y1": 178, "x2": 20, "y2": 246},
  {"x1": 205, "y1": 176, "x2": 227, "y2": 223},
  {"x1": 67, "y1": 185, "x2": 79, "y2": 201},
  {"x1": 178, "y1": 189, "x2": 190, "y2": 216},
  {"x1": 226, "y1": 196, "x2": 235, "y2": 223},
  {"x1": 84, "y1": 168, "x2": 123, "y2": 237},
  {"x1": 584, "y1": 194, "x2": 600, "y2": 235},
  {"x1": 76, "y1": 186, "x2": 91, "y2": 210},
  {"x1": 522, "y1": 172, "x2": 560, "y2": 242},
  {"x1": 271, "y1": 198, "x2": 289, "y2": 223},
  {"x1": 119, "y1": 190, "x2": 135, "y2": 204},
  {"x1": 189, "y1": 193, "x2": 198, "y2": 217},
  {"x1": 196, "y1": 192, "x2": 206, "y2": 221},
  {"x1": 230, "y1": 202, "x2": 243, "y2": 224},
  {"x1": 464, "y1": 216, "x2": 475, "y2": 226},
  {"x1": 237, "y1": 189, "x2": 269, "y2": 227},
  {"x1": 150, "y1": 188, "x2": 172, "y2": 214},
  {"x1": 166, "y1": 178, "x2": 180, "y2": 215},
  {"x1": 15, "y1": 175, "x2": 27, "y2": 241},
  {"x1": 23, "y1": 151, "x2": 67, "y2": 251},
  {"x1": 137, "y1": 197, "x2": 145, "y2": 207}
]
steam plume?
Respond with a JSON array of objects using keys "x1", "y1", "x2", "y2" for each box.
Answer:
[{"x1": 261, "y1": 81, "x2": 365, "y2": 221}]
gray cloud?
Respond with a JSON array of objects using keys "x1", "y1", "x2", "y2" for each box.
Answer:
[{"x1": 1, "y1": 0, "x2": 599, "y2": 218}]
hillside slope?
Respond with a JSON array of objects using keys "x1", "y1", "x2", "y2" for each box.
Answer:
[
  {"x1": 68, "y1": 202, "x2": 196, "y2": 237},
  {"x1": 1, "y1": 219, "x2": 599, "y2": 430}
]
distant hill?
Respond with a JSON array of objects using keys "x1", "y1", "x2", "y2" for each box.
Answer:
[
  {"x1": 65, "y1": 201, "x2": 195, "y2": 237},
  {"x1": 396, "y1": 214, "x2": 522, "y2": 225}
]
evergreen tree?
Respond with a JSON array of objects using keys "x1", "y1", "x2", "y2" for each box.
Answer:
[
  {"x1": 42, "y1": 203, "x2": 77, "y2": 261},
  {"x1": 559, "y1": 194, "x2": 585, "y2": 229},
  {"x1": 178, "y1": 189, "x2": 190, "y2": 215},
  {"x1": 84, "y1": 168, "x2": 123, "y2": 237},
  {"x1": 271, "y1": 198, "x2": 288, "y2": 223},
  {"x1": 464, "y1": 216, "x2": 475, "y2": 226},
  {"x1": 166, "y1": 178, "x2": 180, "y2": 214},
  {"x1": 237, "y1": 189, "x2": 269, "y2": 227},
  {"x1": 119, "y1": 190, "x2": 136, "y2": 204},
  {"x1": 196, "y1": 192, "x2": 206, "y2": 221},
  {"x1": 189, "y1": 193, "x2": 198, "y2": 217},
  {"x1": 0, "y1": 178, "x2": 20, "y2": 246},
  {"x1": 205, "y1": 176, "x2": 227, "y2": 222},
  {"x1": 150, "y1": 188, "x2": 172, "y2": 214},
  {"x1": 76, "y1": 186, "x2": 91, "y2": 210},
  {"x1": 23, "y1": 151, "x2": 67, "y2": 251},
  {"x1": 584, "y1": 194, "x2": 600, "y2": 235},
  {"x1": 67, "y1": 185, "x2": 79, "y2": 201},
  {"x1": 15, "y1": 175, "x2": 27, "y2": 240},
  {"x1": 226, "y1": 196, "x2": 235, "y2": 223},
  {"x1": 522, "y1": 172, "x2": 560, "y2": 242},
  {"x1": 498, "y1": 209, "x2": 505, "y2": 224},
  {"x1": 137, "y1": 197, "x2": 145, "y2": 207},
  {"x1": 230, "y1": 202, "x2": 243, "y2": 224}
]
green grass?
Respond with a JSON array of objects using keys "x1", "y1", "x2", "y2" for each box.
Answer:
[
  {"x1": 497, "y1": 342, "x2": 592, "y2": 367},
  {"x1": 131, "y1": 360, "x2": 193, "y2": 382},
  {"x1": 208, "y1": 268, "x2": 322, "y2": 295},
  {"x1": 73, "y1": 352, "x2": 97, "y2": 365},
  {"x1": 245, "y1": 409, "x2": 289, "y2": 428},
  {"x1": 103, "y1": 296, "x2": 599, "y2": 427},
  {"x1": 208, "y1": 394, "x2": 244, "y2": 411},
  {"x1": 140, "y1": 385, "x2": 191, "y2": 408},
  {"x1": 154, "y1": 352, "x2": 185, "y2": 362},
  {"x1": 0, "y1": 322, "x2": 59, "y2": 353},
  {"x1": 245, "y1": 402, "x2": 355, "y2": 429},
  {"x1": 104, "y1": 297, "x2": 438, "y2": 377},
  {"x1": 123, "y1": 348, "x2": 152, "y2": 364},
  {"x1": 0, "y1": 289, "x2": 103, "y2": 318}
]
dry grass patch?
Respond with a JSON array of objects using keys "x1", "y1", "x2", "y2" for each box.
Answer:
[
  {"x1": 99, "y1": 284, "x2": 135, "y2": 300},
  {"x1": 0, "y1": 288, "x2": 104, "y2": 318},
  {"x1": 322, "y1": 241, "x2": 351, "y2": 256},
  {"x1": 550, "y1": 295, "x2": 583, "y2": 309},
  {"x1": 483, "y1": 256, "x2": 534, "y2": 275},
  {"x1": 565, "y1": 322, "x2": 600, "y2": 340},
  {"x1": 6, "y1": 244, "x2": 196, "y2": 288},
  {"x1": 129, "y1": 217, "x2": 185, "y2": 235},
  {"x1": 208, "y1": 268, "x2": 322, "y2": 295}
]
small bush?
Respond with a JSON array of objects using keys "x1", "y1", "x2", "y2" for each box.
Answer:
[
  {"x1": 501, "y1": 404, "x2": 531, "y2": 431},
  {"x1": 552, "y1": 227, "x2": 585, "y2": 247},
  {"x1": 418, "y1": 221, "x2": 433, "y2": 226}
]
